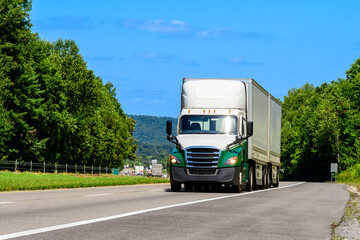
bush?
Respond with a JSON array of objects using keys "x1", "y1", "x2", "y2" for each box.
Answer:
[{"x1": 337, "y1": 163, "x2": 360, "y2": 183}]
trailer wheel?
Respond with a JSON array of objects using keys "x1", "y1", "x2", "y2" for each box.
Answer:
[
  {"x1": 246, "y1": 165, "x2": 254, "y2": 192},
  {"x1": 269, "y1": 166, "x2": 273, "y2": 188},
  {"x1": 264, "y1": 165, "x2": 270, "y2": 189},
  {"x1": 262, "y1": 167, "x2": 266, "y2": 189},
  {"x1": 273, "y1": 167, "x2": 280, "y2": 188},
  {"x1": 171, "y1": 182, "x2": 181, "y2": 192}
]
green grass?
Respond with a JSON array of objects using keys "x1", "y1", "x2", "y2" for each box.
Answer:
[
  {"x1": 336, "y1": 164, "x2": 360, "y2": 223},
  {"x1": 337, "y1": 163, "x2": 360, "y2": 186},
  {"x1": 331, "y1": 164, "x2": 360, "y2": 240},
  {"x1": 0, "y1": 171, "x2": 169, "y2": 191}
]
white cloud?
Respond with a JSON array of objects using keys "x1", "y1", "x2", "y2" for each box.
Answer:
[
  {"x1": 218, "y1": 57, "x2": 264, "y2": 65},
  {"x1": 35, "y1": 15, "x2": 93, "y2": 29},
  {"x1": 122, "y1": 18, "x2": 268, "y2": 40},
  {"x1": 227, "y1": 57, "x2": 247, "y2": 64},
  {"x1": 123, "y1": 19, "x2": 189, "y2": 33},
  {"x1": 132, "y1": 52, "x2": 175, "y2": 63},
  {"x1": 195, "y1": 28, "x2": 233, "y2": 39},
  {"x1": 132, "y1": 52, "x2": 199, "y2": 66}
]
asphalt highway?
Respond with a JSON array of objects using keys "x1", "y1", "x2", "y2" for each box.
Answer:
[{"x1": 0, "y1": 182, "x2": 349, "y2": 240}]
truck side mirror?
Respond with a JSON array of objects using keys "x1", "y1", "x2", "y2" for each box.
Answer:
[
  {"x1": 247, "y1": 121, "x2": 253, "y2": 137},
  {"x1": 166, "y1": 120, "x2": 172, "y2": 135}
]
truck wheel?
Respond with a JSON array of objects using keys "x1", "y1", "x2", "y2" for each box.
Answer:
[
  {"x1": 171, "y1": 182, "x2": 181, "y2": 192},
  {"x1": 246, "y1": 165, "x2": 254, "y2": 192},
  {"x1": 273, "y1": 167, "x2": 280, "y2": 187},
  {"x1": 260, "y1": 166, "x2": 267, "y2": 189},
  {"x1": 265, "y1": 167, "x2": 270, "y2": 189},
  {"x1": 232, "y1": 172, "x2": 242, "y2": 193},
  {"x1": 269, "y1": 166, "x2": 273, "y2": 188}
]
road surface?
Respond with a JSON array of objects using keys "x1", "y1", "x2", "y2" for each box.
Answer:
[{"x1": 0, "y1": 182, "x2": 348, "y2": 240}]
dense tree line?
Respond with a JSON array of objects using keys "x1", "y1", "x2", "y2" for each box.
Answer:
[
  {"x1": 129, "y1": 115, "x2": 177, "y2": 164},
  {"x1": 0, "y1": 0, "x2": 136, "y2": 168},
  {"x1": 281, "y1": 59, "x2": 360, "y2": 181}
]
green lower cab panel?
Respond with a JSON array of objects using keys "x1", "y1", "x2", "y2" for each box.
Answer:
[
  {"x1": 169, "y1": 148, "x2": 185, "y2": 167},
  {"x1": 218, "y1": 144, "x2": 243, "y2": 168}
]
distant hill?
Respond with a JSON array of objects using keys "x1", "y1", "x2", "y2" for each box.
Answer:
[{"x1": 128, "y1": 115, "x2": 178, "y2": 162}]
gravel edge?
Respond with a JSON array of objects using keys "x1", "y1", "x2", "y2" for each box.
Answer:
[{"x1": 333, "y1": 185, "x2": 360, "y2": 240}]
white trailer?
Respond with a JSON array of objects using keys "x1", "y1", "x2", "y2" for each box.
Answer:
[{"x1": 134, "y1": 166, "x2": 144, "y2": 176}]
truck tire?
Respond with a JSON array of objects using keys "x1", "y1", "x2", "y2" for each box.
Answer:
[
  {"x1": 246, "y1": 165, "x2": 254, "y2": 192},
  {"x1": 259, "y1": 166, "x2": 266, "y2": 189},
  {"x1": 273, "y1": 167, "x2": 280, "y2": 187},
  {"x1": 265, "y1": 167, "x2": 270, "y2": 189},
  {"x1": 171, "y1": 182, "x2": 181, "y2": 192},
  {"x1": 232, "y1": 172, "x2": 242, "y2": 193}
]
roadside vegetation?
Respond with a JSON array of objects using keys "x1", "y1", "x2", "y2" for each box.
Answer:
[
  {"x1": 332, "y1": 165, "x2": 360, "y2": 240},
  {"x1": 128, "y1": 115, "x2": 177, "y2": 168},
  {"x1": 337, "y1": 164, "x2": 360, "y2": 186},
  {"x1": 0, "y1": 1, "x2": 136, "y2": 168},
  {"x1": 0, "y1": 171, "x2": 169, "y2": 192},
  {"x1": 281, "y1": 59, "x2": 360, "y2": 182}
]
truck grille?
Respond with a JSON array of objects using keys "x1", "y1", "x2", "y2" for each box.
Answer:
[
  {"x1": 186, "y1": 147, "x2": 220, "y2": 169},
  {"x1": 187, "y1": 169, "x2": 217, "y2": 175}
]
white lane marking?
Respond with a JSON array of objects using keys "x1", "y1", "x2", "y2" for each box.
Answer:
[
  {"x1": 149, "y1": 189, "x2": 165, "y2": 192},
  {"x1": 85, "y1": 193, "x2": 114, "y2": 197},
  {"x1": 0, "y1": 182, "x2": 305, "y2": 240},
  {"x1": 0, "y1": 202, "x2": 14, "y2": 205}
]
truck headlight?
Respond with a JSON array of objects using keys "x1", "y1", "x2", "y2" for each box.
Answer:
[
  {"x1": 170, "y1": 155, "x2": 181, "y2": 165},
  {"x1": 224, "y1": 156, "x2": 238, "y2": 166}
]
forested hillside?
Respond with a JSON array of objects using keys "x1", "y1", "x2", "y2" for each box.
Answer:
[
  {"x1": 281, "y1": 59, "x2": 360, "y2": 181},
  {"x1": 0, "y1": 0, "x2": 136, "y2": 168},
  {"x1": 129, "y1": 115, "x2": 177, "y2": 164}
]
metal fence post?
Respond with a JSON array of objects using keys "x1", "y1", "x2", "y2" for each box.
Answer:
[
  {"x1": 106, "y1": 166, "x2": 108, "y2": 176},
  {"x1": 43, "y1": 161, "x2": 45, "y2": 173},
  {"x1": 99, "y1": 166, "x2": 101, "y2": 176},
  {"x1": 84, "y1": 165, "x2": 85, "y2": 174},
  {"x1": 30, "y1": 161, "x2": 32, "y2": 173},
  {"x1": 92, "y1": 165, "x2": 93, "y2": 175},
  {"x1": 66, "y1": 163, "x2": 68, "y2": 173},
  {"x1": 75, "y1": 164, "x2": 77, "y2": 173},
  {"x1": 55, "y1": 163, "x2": 57, "y2": 174},
  {"x1": 14, "y1": 160, "x2": 17, "y2": 172}
]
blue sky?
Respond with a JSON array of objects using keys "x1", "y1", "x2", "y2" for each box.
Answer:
[{"x1": 30, "y1": 0, "x2": 360, "y2": 117}]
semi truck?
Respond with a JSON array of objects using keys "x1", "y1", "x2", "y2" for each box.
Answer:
[{"x1": 166, "y1": 78, "x2": 281, "y2": 192}]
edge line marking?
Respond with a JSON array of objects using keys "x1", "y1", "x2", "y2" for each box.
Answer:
[{"x1": 85, "y1": 193, "x2": 114, "y2": 197}]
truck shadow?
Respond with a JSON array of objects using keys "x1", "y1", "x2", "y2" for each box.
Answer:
[{"x1": 165, "y1": 184, "x2": 250, "y2": 193}]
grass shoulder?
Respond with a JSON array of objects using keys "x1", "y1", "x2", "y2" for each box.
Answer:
[
  {"x1": 332, "y1": 165, "x2": 360, "y2": 240},
  {"x1": 0, "y1": 171, "x2": 169, "y2": 191}
]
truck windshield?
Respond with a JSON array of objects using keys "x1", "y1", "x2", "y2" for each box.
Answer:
[{"x1": 179, "y1": 115, "x2": 237, "y2": 134}]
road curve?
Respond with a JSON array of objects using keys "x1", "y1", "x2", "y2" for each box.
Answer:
[{"x1": 0, "y1": 182, "x2": 348, "y2": 240}]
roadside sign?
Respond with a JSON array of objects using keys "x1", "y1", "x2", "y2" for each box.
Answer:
[
  {"x1": 330, "y1": 163, "x2": 338, "y2": 173},
  {"x1": 112, "y1": 168, "x2": 119, "y2": 175},
  {"x1": 330, "y1": 163, "x2": 338, "y2": 183},
  {"x1": 152, "y1": 164, "x2": 162, "y2": 177}
]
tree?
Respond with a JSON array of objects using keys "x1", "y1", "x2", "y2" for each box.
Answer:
[
  {"x1": 0, "y1": 0, "x2": 137, "y2": 168},
  {"x1": 281, "y1": 58, "x2": 360, "y2": 181}
]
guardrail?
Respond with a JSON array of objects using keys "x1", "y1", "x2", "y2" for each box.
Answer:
[{"x1": 0, "y1": 160, "x2": 113, "y2": 175}]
